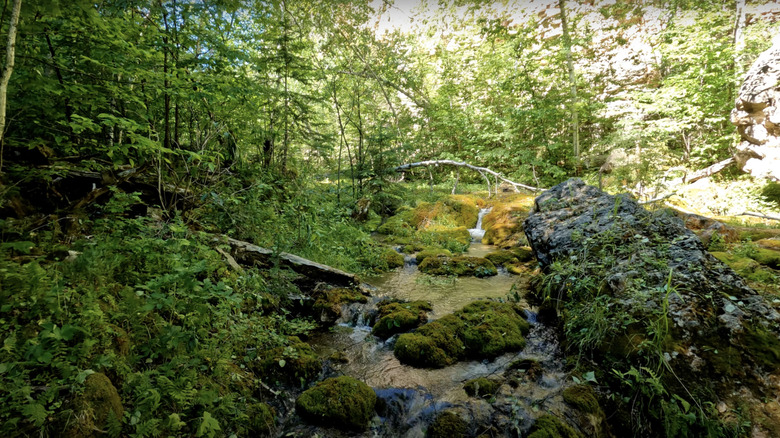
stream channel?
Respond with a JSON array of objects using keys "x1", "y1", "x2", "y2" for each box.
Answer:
[{"x1": 285, "y1": 209, "x2": 571, "y2": 437}]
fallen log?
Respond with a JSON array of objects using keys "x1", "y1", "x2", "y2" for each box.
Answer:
[
  {"x1": 390, "y1": 160, "x2": 544, "y2": 193},
  {"x1": 223, "y1": 237, "x2": 360, "y2": 287}
]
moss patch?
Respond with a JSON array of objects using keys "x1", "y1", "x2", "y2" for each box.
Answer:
[
  {"x1": 527, "y1": 414, "x2": 582, "y2": 438},
  {"x1": 742, "y1": 325, "x2": 780, "y2": 372},
  {"x1": 295, "y1": 376, "x2": 377, "y2": 431},
  {"x1": 65, "y1": 373, "x2": 124, "y2": 438},
  {"x1": 418, "y1": 256, "x2": 497, "y2": 277},
  {"x1": 394, "y1": 301, "x2": 529, "y2": 368},
  {"x1": 481, "y1": 194, "x2": 534, "y2": 248},
  {"x1": 562, "y1": 385, "x2": 602, "y2": 415},
  {"x1": 485, "y1": 250, "x2": 519, "y2": 266},
  {"x1": 383, "y1": 249, "x2": 405, "y2": 269},
  {"x1": 419, "y1": 226, "x2": 471, "y2": 250},
  {"x1": 312, "y1": 287, "x2": 368, "y2": 322},
  {"x1": 257, "y1": 336, "x2": 322, "y2": 384},
  {"x1": 748, "y1": 248, "x2": 780, "y2": 269},
  {"x1": 427, "y1": 411, "x2": 468, "y2": 438},
  {"x1": 372, "y1": 300, "x2": 432, "y2": 339},
  {"x1": 416, "y1": 248, "x2": 452, "y2": 263},
  {"x1": 463, "y1": 377, "x2": 501, "y2": 398},
  {"x1": 248, "y1": 402, "x2": 275, "y2": 435}
]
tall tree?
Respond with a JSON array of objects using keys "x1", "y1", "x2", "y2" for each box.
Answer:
[
  {"x1": 559, "y1": 0, "x2": 580, "y2": 165},
  {"x1": 0, "y1": 0, "x2": 22, "y2": 174}
]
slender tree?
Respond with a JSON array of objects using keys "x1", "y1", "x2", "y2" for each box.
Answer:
[
  {"x1": 559, "y1": 0, "x2": 580, "y2": 165},
  {"x1": 0, "y1": 0, "x2": 22, "y2": 174}
]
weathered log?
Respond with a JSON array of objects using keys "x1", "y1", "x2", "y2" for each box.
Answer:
[
  {"x1": 740, "y1": 211, "x2": 780, "y2": 221},
  {"x1": 682, "y1": 157, "x2": 735, "y2": 184},
  {"x1": 223, "y1": 237, "x2": 360, "y2": 287},
  {"x1": 390, "y1": 160, "x2": 544, "y2": 193}
]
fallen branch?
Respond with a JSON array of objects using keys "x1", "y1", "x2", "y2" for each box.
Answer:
[
  {"x1": 682, "y1": 157, "x2": 735, "y2": 184},
  {"x1": 739, "y1": 211, "x2": 780, "y2": 221},
  {"x1": 390, "y1": 160, "x2": 544, "y2": 193},
  {"x1": 223, "y1": 236, "x2": 360, "y2": 287}
]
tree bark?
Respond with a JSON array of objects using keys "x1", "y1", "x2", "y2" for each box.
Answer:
[
  {"x1": 390, "y1": 160, "x2": 544, "y2": 192},
  {"x1": 0, "y1": 0, "x2": 22, "y2": 174},
  {"x1": 559, "y1": 0, "x2": 580, "y2": 164}
]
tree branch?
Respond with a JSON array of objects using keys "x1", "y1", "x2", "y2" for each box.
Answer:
[{"x1": 389, "y1": 160, "x2": 544, "y2": 192}]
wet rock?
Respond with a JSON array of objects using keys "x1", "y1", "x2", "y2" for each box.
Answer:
[
  {"x1": 419, "y1": 256, "x2": 497, "y2": 277},
  {"x1": 523, "y1": 178, "x2": 780, "y2": 435},
  {"x1": 311, "y1": 287, "x2": 368, "y2": 324},
  {"x1": 463, "y1": 377, "x2": 501, "y2": 399},
  {"x1": 427, "y1": 410, "x2": 468, "y2": 438},
  {"x1": 416, "y1": 248, "x2": 453, "y2": 263},
  {"x1": 295, "y1": 376, "x2": 377, "y2": 431},
  {"x1": 505, "y1": 358, "x2": 544, "y2": 384},
  {"x1": 527, "y1": 414, "x2": 582, "y2": 438},
  {"x1": 372, "y1": 300, "x2": 432, "y2": 339},
  {"x1": 383, "y1": 248, "x2": 405, "y2": 269},
  {"x1": 255, "y1": 336, "x2": 322, "y2": 384},
  {"x1": 248, "y1": 402, "x2": 276, "y2": 435}
]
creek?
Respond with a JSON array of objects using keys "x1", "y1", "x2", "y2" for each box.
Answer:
[{"x1": 286, "y1": 210, "x2": 572, "y2": 437}]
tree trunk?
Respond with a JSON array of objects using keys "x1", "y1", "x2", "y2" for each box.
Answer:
[
  {"x1": 0, "y1": 0, "x2": 22, "y2": 175},
  {"x1": 559, "y1": 0, "x2": 580, "y2": 165},
  {"x1": 390, "y1": 160, "x2": 544, "y2": 192}
]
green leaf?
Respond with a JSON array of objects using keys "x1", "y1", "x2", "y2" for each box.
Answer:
[
  {"x1": 278, "y1": 359, "x2": 286, "y2": 368},
  {"x1": 196, "y1": 411, "x2": 221, "y2": 438},
  {"x1": 22, "y1": 403, "x2": 48, "y2": 427}
]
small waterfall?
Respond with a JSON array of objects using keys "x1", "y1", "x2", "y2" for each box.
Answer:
[{"x1": 468, "y1": 207, "x2": 492, "y2": 241}]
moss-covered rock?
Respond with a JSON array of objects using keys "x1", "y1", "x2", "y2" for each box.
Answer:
[
  {"x1": 295, "y1": 376, "x2": 377, "y2": 431},
  {"x1": 485, "y1": 250, "x2": 519, "y2": 266},
  {"x1": 394, "y1": 301, "x2": 529, "y2": 368},
  {"x1": 377, "y1": 213, "x2": 413, "y2": 237},
  {"x1": 562, "y1": 385, "x2": 602, "y2": 415},
  {"x1": 512, "y1": 246, "x2": 535, "y2": 262},
  {"x1": 527, "y1": 414, "x2": 582, "y2": 438},
  {"x1": 418, "y1": 256, "x2": 497, "y2": 277},
  {"x1": 482, "y1": 194, "x2": 535, "y2": 248},
  {"x1": 65, "y1": 373, "x2": 124, "y2": 438},
  {"x1": 757, "y1": 238, "x2": 780, "y2": 250},
  {"x1": 257, "y1": 336, "x2": 322, "y2": 384},
  {"x1": 383, "y1": 249, "x2": 405, "y2": 269},
  {"x1": 394, "y1": 315, "x2": 465, "y2": 368},
  {"x1": 419, "y1": 226, "x2": 471, "y2": 250},
  {"x1": 372, "y1": 300, "x2": 432, "y2": 339},
  {"x1": 505, "y1": 358, "x2": 543, "y2": 384},
  {"x1": 463, "y1": 377, "x2": 501, "y2": 398},
  {"x1": 748, "y1": 248, "x2": 780, "y2": 269},
  {"x1": 427, "y1": 410, "x2": 468, "y2": 438},
  {"x1": 415, "y1": 248, "x2": 452, "y2": 263},
  {"x1": 457, "y1": 300, "x2": 530, "y2": 358},
  {"x1": 312, "y1": 287, "x2": 368, "y2": 323},
  {"x1": 248, "y1": 402, "x2": 275, "y2": 435}
]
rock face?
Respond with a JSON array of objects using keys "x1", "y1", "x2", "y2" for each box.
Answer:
[
  {"x1": 731, "y1": 37, "x2": 780, "y2": 181},
  {"x1": 523, "y1": 179, "x2": 780, "y2": 435}
]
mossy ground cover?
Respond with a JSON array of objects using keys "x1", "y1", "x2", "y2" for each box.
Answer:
[
  {"x1": 394, "y1": 301, "x2": 530, "y2": 368},
  {"x1": 463, "y1": 377, "x2": 501, "y2": 398},
  {"x1": 418, "y1": 256, "x2": 497, "y2": 277},
  {"x1": 481, "y1": 193, "x2": 535, "y2": 248}
]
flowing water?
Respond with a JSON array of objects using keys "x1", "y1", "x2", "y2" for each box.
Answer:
[{"x1": 292, "y1": 213, "x2": 572, "y2": 437}]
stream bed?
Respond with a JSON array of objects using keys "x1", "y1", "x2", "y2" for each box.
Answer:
[{"x1": 286, "y1": 238, "x2": 575, "y2": 437}]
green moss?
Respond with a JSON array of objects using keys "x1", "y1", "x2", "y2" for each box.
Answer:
[
  {"x1": 257, "y1": 336, "x2": 322, "y2": 384},
  {"x1": 419, "y1": 226, "x2": 472, "y2": 249},
  {"x1": 463, "y1": 377, "x2": 501, "y2": 398},
  {"x1": 742, "y1": 325, "x2": 780, "y2": 371},
  {"x1": 456, "y1": 301, "x2": 529, "y2": 358},
  {"x1": 377, "y1": 214, "x2": 413, "y2": 237},
  {"x1": 394, "y1": 301, "x2": 529, "y2": 367},
  {"x1": 512, "y1": 247, "x2": 535, "y2": 262},
  {"x1": 416, "y1": 248, "x2": 452, "y2": 263},
  {"x1": 418, "y1": 256, "x2": 497, "y2": 277},
  {"x1": 312, "y1": 287, "x2": 368, "y2": 322},
  {"x1": 562, "y1": 385, "x2": 602, "y2": 415},
  {"x1": 295, "y1": 376, "x2": 377, "y2": 431},
  {"x1": 527, "y1": 414, "x2": 582, "y2": 438},
  {"x1": 427, "y1": 411, "x2": 468, "y2": 438},
  {"x1": 383, "y1": 249, "x2": 405, "y2": 269},
  {"x1": 761, "y1": 182, "x2": 780, "y2": 205},
  {"x1": 485, "y1": 250, "x2": 519, "y2": 266},
  {"x1": 444, "y1": 195, "x2": 480, "y2": 228},
  {"x1": 748, "y1": 248, "x2": 780, "y2": 269},
  {"x1": 248, "y1": 402, "x2": 275, "y2": 435},
  {"x1": 505, "y1": 358, "x2": 543, "y2": 383},
  {"x1": 65, "y1": 373, "x2": 124, "y2": 438},
  {"x1": 372, "y1": 300, "x2": 432, "y2": 339}
]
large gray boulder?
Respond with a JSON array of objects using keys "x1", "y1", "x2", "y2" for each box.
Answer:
[
  {"x1": 731, "y1": 37, "x2": 780, "y2": 181},
  {"x1": 523, "y1": 179, "x2": 780, "y2": 435}
]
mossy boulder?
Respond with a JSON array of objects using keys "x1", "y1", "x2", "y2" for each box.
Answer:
[
  {"x1": 527, "y1": 414, "x2": 582, "y2": 438},
  {"x1": 485, "y1": 250, "x2": 519, "y2": 266},
  {"x1": 410, "y1": 197, "x2": 480, "y2": 229},
  {"x1": 419, "y1": 226, "x2": 471, "y2": 251},
  {"x1": 312, "y1": 287, "x2": 368, "y2": 323},
  {"x1": 394, "y1": 315, "x2": 466, "y2": 368},
  {"x1": 512, "y1": 246, "x2": 535, "y2": 262},
  {"x1": 505, "y1": 358, "x2": 543, "y2": 384},
  {"x1": 295, "y1": 376, "x2": 377, "y2": 431},
  {"x1": 377, "y1": 213, "x2": 413, "y2": 237},
  {"x1": 482, "y1": 194, "x2": 534, "y2": 248},
  {"x1": 415, "y1": 248, "x2": 452, "y2": 263},
  {"x1": 383, "y1": 249, "x2": 405, "y2": 269},
  {"x1": 562, "y1": 385, "x2": 602, "y2": 415},
  {"x1": 463, "y1": 377, "x2": 501, "y2": 398},
  {"x1": 757, "y1": 238, "x2": 780, "y2": 250},
  {"x1": 372, "y1": 300, "x2": 432, "y2": 339},
  {"x1": 418, "y1": 256, "x2": 497, "y2": 277},
  {"x1": 427, "y1": 410, "x2": 468, "y2": 438},
  {"x1": 65, "y1": 373, "x2": 124, "y2": 438},
  {"x1": 394, "y1": 301, "x2": 529, "y2": 368},
  {"x1": 248, "y1": 402, "x2": 275, "y2": 435},
  {"x1": 257, "y1": 337, "x2": 322, "y2": 384}
]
